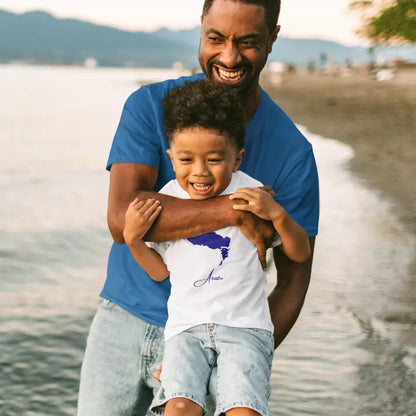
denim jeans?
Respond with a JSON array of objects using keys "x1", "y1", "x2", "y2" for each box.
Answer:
[
  {"x1": 151, "y1": 324, "x2": 274, "y2": 416},
  {"x1": 77, "y1": 300, "x2": 164, "y2": 416}
]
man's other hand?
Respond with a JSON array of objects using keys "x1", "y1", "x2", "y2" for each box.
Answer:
[
  {"x1": 153, "y1": 364, "x2": 162, "y2": 383},
  {"x1": 236, "y1": 209, "x2": 275, "y2": 269}
]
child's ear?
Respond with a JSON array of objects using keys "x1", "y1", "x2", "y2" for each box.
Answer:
[
  {"x1": 232, "y1": 149, "x2": 245, "y2": 172},
  {"x1": 167, "y1": 149, "x2": 176, "y2": 171}
]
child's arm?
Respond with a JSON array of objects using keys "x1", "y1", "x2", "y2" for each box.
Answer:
[
  {"x1": 123, "y1": 198, "x2": 170, "y2": 281},
  {"x1": 230, "y1": 188, "x2": 311, "y2": 263}
]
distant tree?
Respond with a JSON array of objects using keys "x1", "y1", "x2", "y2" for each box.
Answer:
[{"x1": 349, "y1": 0, "x2": 416, "y2": 43}]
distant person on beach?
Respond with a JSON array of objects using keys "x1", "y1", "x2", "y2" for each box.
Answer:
[
  {"x1": 77, "y1": 1, "x2": 319, "y2": 415},
  {"x1": 123, "y1": 80, "x2": 311, "y2": 416}
]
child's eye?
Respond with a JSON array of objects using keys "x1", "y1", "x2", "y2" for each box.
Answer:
[
  {"x1": 208, "y1": 158, "x2": 222, "y2": 163},
  {"x1": 179, "y1": 158, "x2": 192, "y2": 163}
]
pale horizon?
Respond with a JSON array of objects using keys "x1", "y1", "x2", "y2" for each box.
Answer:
[{"x1": 0, "y1": 0, "x2": 368, "y2": 46}]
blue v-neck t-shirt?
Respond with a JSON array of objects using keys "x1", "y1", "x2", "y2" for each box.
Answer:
[{"x1": 102, "y1": 74, "x2": 319, "y2": 326}]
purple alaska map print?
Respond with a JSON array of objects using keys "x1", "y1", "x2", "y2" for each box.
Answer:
[
  {"x1": 187, "y1": 232, "x2": 231, "y2": 265},
  {"x1": 188, "y1": 232, "x2": 231, "y2": 287}
]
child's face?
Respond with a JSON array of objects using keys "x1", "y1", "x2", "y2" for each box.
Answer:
[{"x1": 167, "y1": 127, "x2": 244, "y2": 200}]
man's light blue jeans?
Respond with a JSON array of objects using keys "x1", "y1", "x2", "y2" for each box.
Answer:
[{"x1": 77, "y1": 300, "x2": 164, "y2": 416}]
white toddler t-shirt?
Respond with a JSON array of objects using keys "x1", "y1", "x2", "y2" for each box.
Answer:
[{"x1": 149, "y1": 171, "x2": 279, "y2": 341}]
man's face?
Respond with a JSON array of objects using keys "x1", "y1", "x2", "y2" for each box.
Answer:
[
  {"x1": 167, "y1": 127, "x2": 244, "y2": 200},
  {"x1": 199, "y1": 0, "x2": 277, "y2": 94}
]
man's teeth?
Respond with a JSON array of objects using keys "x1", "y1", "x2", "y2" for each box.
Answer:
[{"x1": 217, "y1": 67, "x2": 244, "y2": 81}]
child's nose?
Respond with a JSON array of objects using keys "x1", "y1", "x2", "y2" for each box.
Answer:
[{"x1": 192, "y1": 161, "x2": 209, "y2": 176}]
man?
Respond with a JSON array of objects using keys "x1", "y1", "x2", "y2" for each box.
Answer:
[{"x1": 77, "y1": 1, "x2": 319, "y2": 415}]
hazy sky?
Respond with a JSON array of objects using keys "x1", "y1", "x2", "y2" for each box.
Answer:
[{"x1": 0, "y1": 0, "x2": 366, "y2": 45}]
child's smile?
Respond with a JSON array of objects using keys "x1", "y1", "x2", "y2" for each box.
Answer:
[{"x1": 191, "y1": 181, "x2": 213, "y2": 195}]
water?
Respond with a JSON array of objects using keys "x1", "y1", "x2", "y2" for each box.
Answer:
[
  {"x1": 268, "y1": 133, "x2": 416, "y2": 415},
  {"x1": 1, "y1": 64, "x2": 415, "y2": 415}
]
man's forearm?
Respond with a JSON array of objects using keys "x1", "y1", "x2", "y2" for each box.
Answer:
[
  {"x1": 269, "y1": 237, "x2": 315, "y2": 348},
  {"x1": 108, "y1": 164, "x2": 275, "y2": 248},
  {"x1": 107, "y1": 160, "x2": 276, "y2": 267},
  {"x1": 140, "y1": 190, "x2": 276, "y2": 268},
  {"x1": 139, "y1": 191, "x2": 240, "y2": 242}
]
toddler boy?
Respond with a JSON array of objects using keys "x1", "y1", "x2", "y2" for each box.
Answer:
[{"x1": 123, "y1": 80, "x2": 311, "y2": 416}]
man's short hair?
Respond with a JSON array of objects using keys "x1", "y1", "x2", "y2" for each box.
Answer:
[
  {"x1": 163, "y1": 80, "x2": 245, "y2": 151},
  {"x1": 202, "y1": 0, "x2": 280, "y2": 33}
]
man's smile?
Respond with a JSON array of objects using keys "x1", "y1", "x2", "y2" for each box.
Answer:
[{"x1": 213, "y1": 65, "x2": 247, "y2": 85}]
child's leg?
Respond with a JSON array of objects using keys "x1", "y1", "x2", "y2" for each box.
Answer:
[
  {"x1": 150, "y1": 326, "x2": 215, "y2": 415},
  {"x1": 165, "y1": 397, "x2": 204, "y2": 416},
  {"x1": 213, "y1": 326, "x2": 274, "y2": 416}
]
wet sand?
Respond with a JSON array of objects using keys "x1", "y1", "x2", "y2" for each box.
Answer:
[{"x1": 261, "y1": 68, "x2": 416, "y2": 329}]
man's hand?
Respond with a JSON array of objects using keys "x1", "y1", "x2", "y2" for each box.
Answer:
[
  {"x1": 235, "y1": 208, "x2": 275, "y2": 270},
  {"x1": 229, "y1": 189, "x2": 276, "y2": 269},
  {"x1": 260, "y1": 185, "x2": 275, "y2": 198},
  {"x1": 231, "y1": 187, "x2": 311, "y2": 263},
  {"x1": 230, "y1": 185, "x2": 276, "y2": 269},
  {"x1": 153, "y1": 364, "x2": 162, "y2": 383}
]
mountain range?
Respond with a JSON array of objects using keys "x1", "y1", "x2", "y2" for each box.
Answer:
[{"x1": 1, "y1": 9, "x2": 415, "y2": 68}]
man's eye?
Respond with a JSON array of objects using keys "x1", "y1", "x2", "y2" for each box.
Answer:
[
  {"x1": 208, "y1": 36, "x2": 223, "y2": 43},
  {"x1": 240, "y1": 40, "x2": 256, "y2": 48}
]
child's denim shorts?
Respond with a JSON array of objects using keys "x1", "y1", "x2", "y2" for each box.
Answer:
[{"x1": 150, "y1": 323, "x2": 274, "y2": 416}]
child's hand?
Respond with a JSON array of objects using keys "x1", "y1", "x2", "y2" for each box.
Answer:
[
  {"x1": 123, "y1": 198, "x2": 162, "y2": 245},
  {"x1": 229, "y1": 187, "x2": 284, "y2": 222}
]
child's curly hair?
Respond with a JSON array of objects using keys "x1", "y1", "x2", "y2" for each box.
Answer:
[{"x1": 163, "y1": 79, "x2": 245, "y2": 150}]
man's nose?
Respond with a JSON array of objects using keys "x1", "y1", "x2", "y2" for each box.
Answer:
[{"x1": 219, "y1": 41, "x2": 242, "y2": 68}]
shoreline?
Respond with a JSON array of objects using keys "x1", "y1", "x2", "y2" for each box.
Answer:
[
  {"x1": 262, "y1": 69, "x2": 416, "y2": 236},
  {"x1": 262, "y1": 69, "x2": 416, "y2": 333}
]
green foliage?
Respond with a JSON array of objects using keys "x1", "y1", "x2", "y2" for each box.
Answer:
[
  {"x1": 350, "y1": 0, "x2": 416, "y2": 43},
  {"x1": 350, "y1": 1, "x2": 373, "y2": 8}
]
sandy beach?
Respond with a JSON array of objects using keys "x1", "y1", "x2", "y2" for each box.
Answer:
[{"x1": 262, "y1": 67, "x2": 416, "y2": 235}]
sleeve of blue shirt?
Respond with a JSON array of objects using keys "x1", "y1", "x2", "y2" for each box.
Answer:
[
  {"x1": 106, "y1": 87, "x2": 161, "y2": 171},
  {"x1": 274, "y1": 147, "x2": 320, "y2": 238}
]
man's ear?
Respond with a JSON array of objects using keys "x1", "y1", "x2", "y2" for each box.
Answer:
[
  {"x1": 268, "y1": 25, "x2": 280, "y2": 53},
  {"x1": 233, "y1": 149, "x2": 245, "y2": 172},
  {"x1": 167, "y1": 149, "x2": 176, "y2": 172}
]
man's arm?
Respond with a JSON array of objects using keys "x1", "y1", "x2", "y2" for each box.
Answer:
[
  {"x1": 268, "y1": 237, "x2": 315, "y2": 348},
  {"x1": 107, "y1": 163, "x2": 275, "y2": 267},
  {"x1": 107, "y1": 163, "x2": 158, "y2": 244}
]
